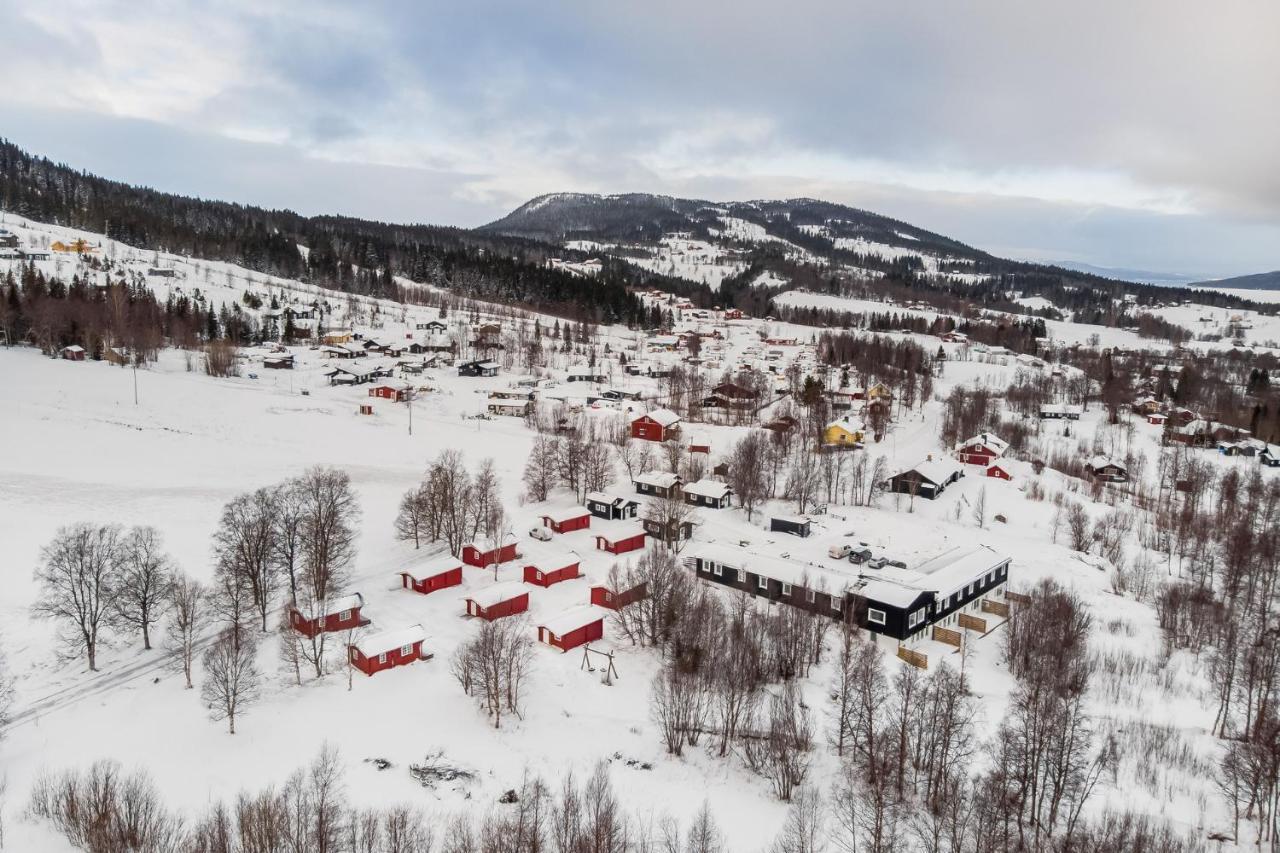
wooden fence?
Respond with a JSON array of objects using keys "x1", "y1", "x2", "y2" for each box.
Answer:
[
  {"x1": 932, "y1": 625, "x2": 963, "y2": 647},
  {"x1": 897, "y1": 647, "x2": 928, "y2": 669},
  {"x1": 1005, "y1": 590, "x2": 1032, "y2": 605},
  {"x1": 958, "y1": 613, "x2": 988, "y2": 633},
  {"x1": 982, "y1": 599, "x2": 1011, "y2": 618}
]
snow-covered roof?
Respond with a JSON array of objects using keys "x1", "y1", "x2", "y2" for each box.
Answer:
[
  {"x1": 593, "y1": 520, "x2": 646, "y2": 542},
  {"x1": 690, "y1": 543, "x2": 852, "y2": 592},
  {"x1": 539, "y1": 606, "x2": 605, "y2": 635},
  {"x1": 541, "y1": 506, "x2": 591, "y2": 524},
  {"x1": 871, "y1": 545, "x2": 1011, "y2": 602},
  {"x1": 958, "y1": 433, "x2": 1009, "y2": 455},
  {"x1": 1087, "y1": 455, "x2": 1124, "y2": 471},
  {"x1": 294, "y1": 592, "x2": 363, "y2": 621},
  {"x1": 477, "y1": 360, "x2": 500, "y2": 369},
  {"x1": 682, "y1": 479, "x2": 731, "y2": 500},
  {"x1": 401, "y1": 554, "x2": 463, "y2": 582},
  {"x1": 639, "y1": 408, "x2": 681, "y2": 427},
  {"x1": 906, "y1": 456, "x2": 963, "y2": 485},
  {"x1": 525, "y1": 549, "x2": 579, "y2": 572},
  {"x1": 827, "y1": 416, "x2": 864, "y2": 433},
  {"x1": 62, "y1": 344, "x2": 85, "y2": 353},
  {"x1": 354, "y1": 624, "x2": 426, "y2": 657},
  {"x1": 466, "y1": 582, "x2": 529, "y2": 609},
  {"x1": 634, "y1": 471, "x2": 681, "y2": 489},
  {"x1": 585, "y1": 491, "x2": 636, "y2": 507}
]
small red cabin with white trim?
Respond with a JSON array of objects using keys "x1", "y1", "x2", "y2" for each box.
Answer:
[
  {"x1": 1148, "y1": 413, "x2": 1168, "y2": 426},
  {"x1": 987, "y1": 462, "x2": 1013, "y2": 481},
  {"x1": 400, "y1": 555, "x2": 464, "y2": 594},
  {"x1": 537, "y1": 607, "x2": 605, "y2": 652},
  {"x1": 524, "y1": 552, "x2": 581, "y2": 587},
  {"x1": 461, "y1": 538, "x2": 519, "y2": 568},
  {"x1": 590, "y1": 582, "x2": 648, "y2": 611},
  {"x1": 61, "y1": 344, "x2": 86, "y2": 361},
  {"x1": 369, "y1": 384, "x2": 411, "y2": 402},
  {"x1": 594, "y1": 522, "x2": 647, "y2": 555},
  {"x1": 349, "y1": 624, "x2": 428, "y2": 676},
  {"x1": 540, "y1": 507, "x2": 592, "y2": 534},
  {"x1": 723, "y1": 308, "x2": 743, "y2": 320},
  {"x1": 289, "y1": 592, "x2": 370, "y2": 638},
  {"x1": 465, "y1": 583, "x2": 530, "y2": 620},
  {"x1": 630, "y1": 409, "x2": 682, "y2": 442}
]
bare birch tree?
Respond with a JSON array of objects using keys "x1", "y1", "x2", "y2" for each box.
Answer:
[{"x1": 32, "y1": 523, "x2": 124, "y2": 671}]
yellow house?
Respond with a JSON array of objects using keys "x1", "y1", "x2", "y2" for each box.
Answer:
[
  {"x1": 865, "y1": 382, "x2": 893, "y2": 400},
  {"x1": 823, "y1": 417, "x2": 865, "y2": 447}
]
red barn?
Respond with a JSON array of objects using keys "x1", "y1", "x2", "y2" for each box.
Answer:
[
  {"x1": 289, "y1": 592, "x2": 371, "y2": 638},
  {"x1": 594, "y1": 522, "x2": 647, "y2": 555},
  {"x1": 400, "y1": 555, "x2": 464, "y2": 594},
  {"x1": 524, "y1": 552, "x2": 581, "y2": 587},
  {"x1": 540, "y1": 506, "x2": 592, "y2": 534},
  {"x1": 465, "y1": 583, "x2": 530, "y2": 620},
  {"x1": 537, "y1": 607, "x2": 605, "y2": 652},
  {"x1": 461, "y1": 537, "x2": 519, "y2": 568},
  {"x1": 630, "y1": 408, "x2": 682, "y2": 442},
  {"x1": 956, "y1": 432, "x2": 1009, "y2": 466},
  {"x1": 61, "y1": 344, "x2": 86, "y2": 361},
  {"x1": 590, "y1": 582, "x2": 648, "y2": 610},
  {"x1": 349, "y1": 624, "x2": 428, "y2": 676},
  {"x1": 987, "y1": 462, "x2": 1013, "y2": 481}
]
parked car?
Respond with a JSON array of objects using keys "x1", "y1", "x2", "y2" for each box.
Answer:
[
  {"x1": 865, "y1": 557, "x2": 886, "y2": 570},
  {"x1": 529, "y1": 526, "x2": 553, "y2": 542},
  {"x1": 828, "y1": 544, "x2": 852, "y2": 559},
  {"x1": 847, "y1": 548, "x2": 873, "y2": 565},
  {"x1": 884, "y1": 559, "x2": 907, "y2": 569}
]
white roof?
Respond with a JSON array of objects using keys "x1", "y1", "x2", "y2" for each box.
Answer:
[
  {"x1": 958, "y1": 433, "x2": 1008, "y2": 454},
  {"x1": 295, "y1": 592, "x2": 363, "y2": 621},
  {"x1": 873, "y1": 545, "x2": 1010, "y2": 602},
  {"x1": 402, "y1": 554, "x2": 463, "y2": 581},
  {"x1": 827, "y1": 416, "x2": 865, "y2": 433},
  {"x1": 466, "y1": 582, "x2": 529, "y2": 608},
  {"x1": 690, "y1": 543, "x2": 852, "y2": 592},
  {"x1": 477, "y1": 360, "x2": 500, "y2": 369},
  {"x1": 634, "y1": 471, "x2": 681, "y2": 489},
  {"x1": 909, "y1": 456, "x2": 963, "y2": 485},
  {"x1": 525, "y1": 549, "x2": 579, "y2": 572},
  {"x1": 640, "y1": 408, "x2": 681, "y2": 427},
  {"x1": 1040, "y1": 403, "x2": 1083, "y2": 414},
  {"x1": 354, "y1": 624, "x2": 426, "y2": 657},
  {"x1": 63, "y1": 345, "x2": 85, "y2": 353},
  {"x1": 542, "y1": 505, "x2": 591, "y2": 523},
  {"x1": 539, "y1": 606, "x2": 605, "y2": 635},
  {"x1": 593, "y1": 520, "x2": 646, "y2": 542},
  {"x1": 683, "y1": 479, "x2": 731, "y2": 500},
  {"x1": 1087, "y1": 455, "x2": 1123, "y2": 470},
  {"x1": 586, "y1": 491, "x2": 636, "y2": 506}
]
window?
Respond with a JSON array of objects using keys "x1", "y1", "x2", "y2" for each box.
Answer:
[
  {"x1": 534, "y1": 570, "x2": 543, "y2": 581},
  {"x1": 832, "y1": 598, "x2": 843, "y2": 613},
  {"x1": 401, "y1": 644, "x2": 413, "y2": 657},
  {"x1": 807, "y1": 589, "x2": 816, "y2": 603},
  {"x1": 378, "y1": 653, "x2": 387, "y2": 664},
  {"x1": 712, "y1": 564, "x2": 723, "y2": 577},
  {"x1": 338, "y1": 610, "x2": 351, "y2": 621},
  {"x1": 868, "y1": 608, "x2": 886, "y2": 625},
  {"x1": 781, "y1": 583, "x2": 792, "y2": 596},
  {"x1": 758, "y1": 576, "x2": 768, "y2": 590},
  {"x1": 908, "y1": 607, "x2": 926, "y2": 628},
  {"x1": 738, "y1": 569, "x2": 746, "y2": 583}
]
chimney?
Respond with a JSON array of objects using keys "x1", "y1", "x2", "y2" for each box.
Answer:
[{"x1": 927, "y1": 453, "x2": 933, "y2": 462}]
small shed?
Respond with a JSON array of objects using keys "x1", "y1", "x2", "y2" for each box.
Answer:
[
  {"x1": 369, "y1": 384, "x2": 411, "y2": 402},
  {"x1": 289, "y1": 592, "x2": 370, "y2": 638},
  {"x1": 461, "y1": 538, "x2": 519, "y2": 568},
  {"x1": 770, "y1": 516, "x2": 811, "y2": 537},
  {"x1": 630, "y1": 409, "x2": 682, "y2": 442},
  {"x1": 987, "y1": 462, "x2": 1013, "y2": 481},
  {"x1": 464, "y1": 582, "x2": 530, "y2": 620},
  {"x1": 537, "y1": 607, "x2": 605, "y2": 652},
  {"x1": 585, "y1": 492, "x2": 640, "y2": 521},
  {"x1": 590, "y1": 582, "x2": 648, "y2": 611},
  {"x1": 524, "y1": 552, "x2": 581, "y2": 587},
  {"x1": 61, "y1": 345, "x2": 86, "y2": 361},
  {"x1": 349, "y1": 624, "x2": 428, "y2": 676},
  {"x1": 683, "y1": 479, "x2": 732, "y2": 509},
  {"x1": 540, "y1": 506, "x2": 592, "y2": 534},
  {"x1": 595, "y1": 522, "x2": 647, "y2": 555},
  {"x1": 400, "y1": 555, "x2": 464, "y2": 594}
]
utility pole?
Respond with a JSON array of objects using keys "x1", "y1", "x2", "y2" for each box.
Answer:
[
  {"x1": 132, "y1": 361, "x2": 138, "y2": 405},
  {"x1": 408, "y1": 396, "x2": 413, "y2": 436}
]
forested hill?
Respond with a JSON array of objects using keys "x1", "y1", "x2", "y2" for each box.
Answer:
[{"x1": 0, "y1": 140, "x2": 645, "y2": 324}]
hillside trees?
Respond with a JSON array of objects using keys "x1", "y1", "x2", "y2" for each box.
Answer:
[
  {"x1": 112, "y1": 525, "x2": 174, "y2": 650},
  {"x1": 31, "y1": 523, "x2": 126, "y2": 671}
]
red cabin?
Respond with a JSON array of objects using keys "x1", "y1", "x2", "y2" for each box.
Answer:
[
  {"x1": 524, "y1": 553, "x2": 581, "y2": 587},
  {"x1": 540, "y1": 507, "x2": 592, "y2": 534},
  {"x1": 289, "y1": 592, "x2": 371, "y2": 638},
  {"x1": 465, "y1": 583, "x2": 530, "y2": 620},
  {"x1": 369, "y1": 384, "x2": 411, "y2": 402},
  {"x1": 987, "y1": 463, "x2": 1013, "y2": 481},
  {"x1": 956, "y1": 432, "x2": 1008, "y2": 466},
  {"x1": 723, "y1": 308, "x2": 743, "y2": 320},
  {"x1": 1148, "y1": 413, "x2": 1168, "y2": 426},
  {"x1": 630, "y1": 409, "x2": 682, "y2": 442},
  {"x1": 400, "y1": 555, "x2": 464, "y2": 594},
  {"x1": 349, "y1": 624, "x2": 428, "y2": 676},
  {"x1": 537, "y1": 607, "x2": 605, "y2": 652},
  {"x1": 594, "y1": 522, "x2": 647, "y2": 555},
  {"x1": 590, "y1": 582, "x2": 648, "y2": 611},
  {"x1": 61, "y1": 345, "x2": 86, "y2": 361},
  {"x1": 461, "y1": 538, "x2": 519, "y2": 568}
]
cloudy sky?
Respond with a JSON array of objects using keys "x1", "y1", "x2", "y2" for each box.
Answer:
[{"x1": 2, "y1": 0, "x2": 1277, "y2": 279}]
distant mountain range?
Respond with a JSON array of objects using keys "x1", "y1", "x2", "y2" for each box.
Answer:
[
  {"x1": 1045, "y1": 261, "x2": 1205, "y2": 287},
  {"x1": 1190, "y1": 270, "x2": 1280, "y2": 291}
]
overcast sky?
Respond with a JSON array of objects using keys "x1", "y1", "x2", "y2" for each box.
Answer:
[{"x1": 2, "y1": 0, "x2": 1277, "y2": 279}]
